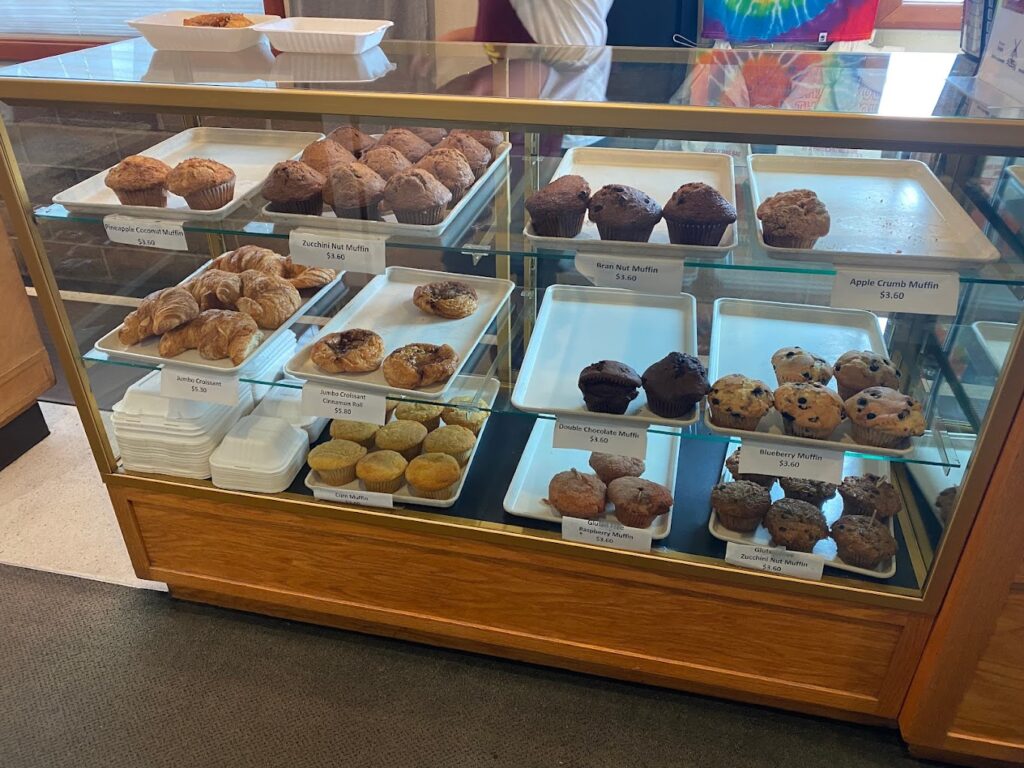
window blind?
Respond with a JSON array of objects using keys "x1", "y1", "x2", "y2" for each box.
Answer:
[{"x1": 0, "y1": 1, "x2": 264, "y2": 38}]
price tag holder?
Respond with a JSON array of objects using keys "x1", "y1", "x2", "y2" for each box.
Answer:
[
  {"x1": 574, "y1": 253, "x2": 685, "y2": 296},
  {"x1": 289, "y1": 228, "x2": 386, "y2": 274},
  {"x1": 312, "y1": 485, "x2": 394, "y2": 509},
  {"x1": 553, "y1": 417, "x2": 647, "y2": 460},
  {"x1": 104, "y1": 216, "x2": 188, "y2": 251},
  {"x1": 725, "y1": 542, "x2": 824, "y2": 581},
  {"x1": 739, "y1": 440, "x2": 843, "y2": 484},
  {"x1": 831, "y1": 268, "x2": 959, "y2": 316},
  {"x1": 301, "y1": 382, "x2": 386, "y2": 425},
  {"x1": 160, "y1": 367, "x2": 240, "y2": 406},
  {"x1": 561, "y1": 517, "x2": 652, "y2": 553}
]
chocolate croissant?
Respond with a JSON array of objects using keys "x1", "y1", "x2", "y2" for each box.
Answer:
[
  {"x1": 118, "y1": 286, "x2": 199, "y2": 346},
  {"x1": 158, "y1": 309, "x2": 263, "y2": 365},
  {"x1": 235, "y1": 270, "x2": 302, "y2": 329}
]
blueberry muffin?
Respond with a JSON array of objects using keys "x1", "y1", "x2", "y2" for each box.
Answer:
[
  {"x1": 587, "y1": 184, "x2": 662, "y2": 243},
  {"x1": 662, "y1": 182, "x2": 737, "y2": 246},
  {"x1": 771, "y1": 346, "x2": 832, "y2": 386},
  {"x1": 773, "y1": 382, "x2": 845, "y2": 440},
  {"x1": 578, "y1": 360, "x2": 642, "y2": 415},
  {"x1": 838, "y1": 474, "x2": 901, "y2": 521},
  {"x1": 779, "y1": 477, "x2": 837, "y2": 508},
  {"x1": 546, "y1": 469, "x2": 606, "y2": 519},
  {"x1": 588, "y1": 453, "x2": 645, "y2": 484},
  {"x1": 525, "y1": 174, "x2": 591, "y2": 238},
  {"x1": 756, "y1": 189, "x2": 830, "y2": 249},
  {"x1": 608, "y1": 477, "x2": 673, "y2": 529},
  {"x1": 640, "y1": 352, "x2": 710, "y2": 419},
  {"x1": 764, "y1": 498, "x2": 828, "y2": 552},
  {"x1": 711, "y1": 480, "x2": 771, "y2": 533},
  {"x1": 844, "y1": 386, "x2": 925, "y2": 448},
  {"x1": 832, "y1": 350, "x2": 901, "y2": 400},
  {"x1": 707, "y1": 374, "x2": 774, "y2": 431},
  {"x1": 724, "y1": 448, "x2": 776, "y2": 490},
  {"x1": 830, "y1": 515, "x2": 897, "y2": 569}
]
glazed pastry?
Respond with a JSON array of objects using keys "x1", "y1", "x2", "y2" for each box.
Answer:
[
  {"x1": 711, "y1": 480, "x2": 771, "y2": 533},
  {"x1": 382, "y1": 343, "x2": 460, "y2": 389},
  {"x1": 451, "y1": 129, "x2": 504, "y2": 151},
  {"x1": 394, "y1": 402, "x2": 445, "y2": 431},
  {"x1": 165, "y1": 158, "x2": 235, "y2": 210},
  {"x1": 662, "y1": 182, "x2": 737, "y2": 246},
  {"x1": 355, "y1": 450, "x2": 408, "y2": 493},
  {"x1": 326, "y1": 125, "x2": 376, "y2": 157},
  {"x1": 773, "y1": 382, "x2": 845, "y2": 440},
  {"x1": 757, "y1": 189, "x2": 830, "y2": 249},
  {"x1": 412, "y1": 280, "x2": 478, "y2": 319},
  {"x1": 588, "y1": 453, "x2": 645, "y2": 484},
  {"x1": 838, "y1": 474, "x2": 901, "y2": 521},
  {"x1": 833, "y1": 350, "x2": 901, "y2": 400},
  {"x1": 578, "y1": 360, "x2": 642, "y2": 415},
  {"x1": 328, "y1": 420, "x2": 379, "y2": 449},
  {"x1": 373, "y1": 128, "x2": 433, "y2": 164},
  {"x1": 441, "y1": 397, "x2": 488, "y2": 434},
  {"x1": 830, "y1": 515, "x2": 897, "y2": 569},
  {"x1": 546, "y1": 469, "x2": 606, "y2": 519},
  {"x1": 300, "y1": 139, "x2": 356, "y2": 177},
  {"x1": 935, "y1": 486, "x2": 958, "y2": 525},
  {"x1": 707, "y1": 374, "x2": 774, "y2": 431},
  {"x1": 607, "y1": 477, "x2": 673, "y2": 529},
  {"x1": 182, "y1": 269, "x2": 242, "y2": 311},
  {"x1": 771, "y1": 346, "x2": 832, "y2": 385},
  {"x1": 436, "y1": 132, "x2": 492, "y2": 178},
  {"x1": 525, "y1": 174, "x2": 590, "y2": 238},
  {"x1": 724, "y1": 448, "x2": 775, "y2": 490},
  {"x1": 360, "y1": 145, "x2": 413, "y2": 182},
  {"x1": 406, "y1": 453, "x2": 463, "y2": 500},
  {"x1": 374, "y1": 419, "x2": 428, "y2": 461},
  {"x1": 285, "y1": 264, "x2": 337, "y2": 290},
  {"x1": 779, "y1": 477, "x2": 837, "y2": 508},
  {"x1": 408, "y1": 127, "x2": 448, "y2": 145},
  {"x1": 326, "y1": 161, "x2": 386, "y2": 220},
  {"x1": 118, "y1": 286, "x2": 200, "y2": 345},
  {"x1": 157, "y1": 309, "x2": 263, "y2": 365},
  {"x1": 587, "y1": 184, "x2": 662, "y2": 243},
  {"x1": 183, "y1": 13, "x2": 252, "y2": 26},
  {"x1": 234, "y1": 270, "x2": 302, "y2": 330},
  {"x1": 310, "y1": 329, "x2": 385, "y2": 374},
  {"x1": 640, "y1": 352, "x2": 710, "y2": 418},
  {"x1": 262, "y1": 160, "x2": 325, "y2": 215},
  {"x1": 415, "y1": 148, "x2": 475, "y2": 205},
  {"x1": 104, "y1": 155, "x2": 171, "y2": 207},
  {"x1": 210, "y1": 245, "x2": 290, "y2": 277},
  {"x1": 383, "y1": 168, "x2": 452, "y2": 225},
  {"x1": 844, "y1": 387, "x2": 925, "y2": 448},
  {"x1": 422, "y1": 425, "x2": 477, "y2": 466},
  {"x1": 764, "y1": 498, "x2": 828, "y2": 552},
  {"x1": 307, "y1": 439, "x2": 366, "y2": 486}
]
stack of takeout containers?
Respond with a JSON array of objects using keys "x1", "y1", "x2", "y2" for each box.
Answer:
[
  {"x1": 252, "y1": 384, "x2": 327, "y2": 443},
  {"x1": 209, "y1": 415, "x2": 308, "y2": 493}
]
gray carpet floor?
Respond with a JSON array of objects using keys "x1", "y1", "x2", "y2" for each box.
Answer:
[{"x1": 0, "y1": 564, "x2": 944, "y2": 768}]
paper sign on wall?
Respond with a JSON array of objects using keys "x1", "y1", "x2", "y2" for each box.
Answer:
[
  {"x1": 289, "y1": 228, "x2": 386, "y2": 274},
  {"x1": 104, "y1": 216, "x2": 187, "y2": 251}
]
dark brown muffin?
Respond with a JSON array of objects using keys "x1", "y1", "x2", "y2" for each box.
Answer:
[
  {"x1": 326, "y1": 125, "x2": 376, "y2": 157},
  {"x1": 327, "y1": 162, "x2": 386, "y2": 220},
  {"x1": 360, "y1": 145, "x2": 412, "y2": 182},
  {"x1": 546, "y1": 469, "x2": 606, "y2": 519},
  {"x1": 608, "y1": 477, "x2": 673, "y2": 529},
  {"x1": 578, "y1": 360, "x2": 642, "y2": 415},
  {"x1": 779, "y1": 477, "x2": 837, "y2": 508},
  {"x1": 764, "y1": 498, "x2": 828, "y2": 552},
  {"x1": 587, "y1": 184, "x2": 662, "y2": 243},
  {"x1": 300, "y1": 139, "x2": 355, "y2": 177},
  {"x1": 437, "y1": 133, "x2": 492, "y2": 178},
  {"x1": 373, "y1": 128, "x2": 433, "y2": 164},
  {"x1": 383, "y1": 168, "x2": 452, "y2": 225},
  {"x1": 935, "y1": 486, "x2": 958, "y2": 525},
  {"x1": 662, "y1": 182, "x2": 737, "y2": 246},
  {"x1": 408, "y1": 126, "x2": 448, "y2": 145},
  {"x1": 262, "y1": 160, "x2": 325, "y2": 215},
  {"x1": 415, "y1": 148, "x2": 475, "y2": 205},
  {"x1": 724, "y1": 448, "x2": 775, "y2": 490},
  {"x1": 640, "y1": 352, "x2": 709, "y2": 419},
  {"x1": 588, "y1": 453, "x2": 645, "y2": 484},
  {"x1": 525, "y1": 174, "x2": 591, "y2": 238},
  {"x1": 711, "y1": 480, "x2": 771, "y2": 533},
  {"x1": 830, "y1": 515, "x2": 897, "y2": 569},
  {"x1": 166, "y1": 158, "x2": 236, "y2": 210},
  {"x1": 838, "y1": 474, "x2": 901, "y2": 521},
  {"x1": 452, "y1": 129, "x2": 504, "y2": 151},
  {"x1": 105, "y1": 155, "x2": 171, "y2": 207}
]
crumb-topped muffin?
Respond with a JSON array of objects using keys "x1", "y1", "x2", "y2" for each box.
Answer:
[
  {"x1": 588, "y1": 184, "x2": 662, "y2": 243},
  {"x1": 844, "y1": 386, "x2": 925, "y2": 448},
  {"x1": 838, "y1": 473, "x2": 901, "y2": 520},
  {"x1": 105, "y1": 155, "x2": 172, "y2": 207},
  {"x1": 662, "y1": 182, "x2": 737, "y2": 246},
  {"x1": 707, "y1": 374, "x2": 774, "y2": 431},
  {"x1": 765, "y1": 498, "x2": 828, "y2": 552},
  {"x1": 724, "y1": 448, "x2": 775, "y2": 489},
  {"x1": 301, "y1": 139, "x2": 355, "y2": 177},
  {"x1": 327, "y1": 161, "x2": 386, "y2": 220},
  {"x1": 525, "y1": 174, "x2": 591, "y2": 238},
  {"x1": 833, "y1": 350, "x2": 901, "y2": 400},
  {"x1": 547, "y1": 469, "x2": 606, "y2": 519},
  {"x1": 779, "y1": 477, "x2": 837, "y2": 508},
  {"x1": 757, "y1": 189, "x2": 830, "y2": 249},
  {"x1": 831, "y1": 515, "x2": 896, "y2": 569},
  {"x1": 166, "y1": 158, "x2": 235, "y2": 210},
  {"x1": 771, "y1": 346, "x2": 832, "y2": 385},
  {"x1": 415, "y1": 148, "x2": 475, "y2": 205},
  {"x1": 712, "y1": 480, "x2": 771, "y2": 532},
  {"x1": 774, "y1": 382, "x2": 845, "y2": 440},
  {"x1": 383, "y1": 168, "x2": 452, "y2": 225},
  {"x1": 262, "y1": 160, "x2": 325, "y2": 215}
]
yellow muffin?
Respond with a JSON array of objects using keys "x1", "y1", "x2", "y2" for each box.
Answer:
[
  {"x1": 406, "y1": 452, "x2": 462, "y2": 500},
  {"x1": 355, "y1": 450, "x2": 407, "y2": 493},
  {"x1": 422, "y1": 424, "x2": 476, "y2": 466},
  {"x1": 394, "y1": 402, "x2": 444, "y2": 431},
  {"x1": 329, "y1": 420, "x2": 379, "y2": 448},
  {"x1": 441, "y1": 397, "x2": 489, "y2": 434},
  {"x1": 308, "y1": 439, "x2": 366, "y2": 486},
  {"x1": 374, "y1": 419, "x2": 428, "y2": 460}
]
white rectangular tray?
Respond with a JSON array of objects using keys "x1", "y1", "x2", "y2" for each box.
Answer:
[
  {"x1": 127, "y1": 10, "x2": 280, "y2": 52},
  {"x1": 906, "y1": 432, "x2": 974, "y2": 529},
  {"x1": 305, "y1": 375, "x2": 499, "y2": 509},
  {"x1": 706, "y1": 298, "x2": 913, "y2": 457},
  {"x1": 748, "y1": 154, "x2": 999, "y2": 268},
  {"x1": 502, "y1": 418, "x2": 679, "y2": 540},
  {"x1": 285, "y1": 267, "x2": 514, "y2": 399},
  {"x1": 709, "y1": 454, "x2": 897, "y2": 579},
  {"x1": 93, "y1": 257, "x2": 345, "y2": 375},
  {"x1": 972, "y1": 321, "x2": 1015, "y2": 372},
  {"x1": 54, "y1": 127, "x2": 321, "y2": 220},
  {"x1": 512, "y1": 285, "x2": 699, "y2": 428},
  {"x1": 524, "y1": 147, "x2": 737, "y2": 258},
  {"x1": 253, "y1": 17, "x2": 393, "y2": 54},
  {"x1": 261, "y1": 143, "x2": 510, "y2": 239}
]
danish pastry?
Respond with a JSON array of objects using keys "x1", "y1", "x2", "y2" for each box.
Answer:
[
  {"x1": 311, "y1": 329, "x2": 385, "y2": 374},
  {"x1": 382, "y1": 343, "x2": 459, "y2": 389},
  {"x1": 412, "y1": 280, "x2": 478, "y2": 319},
  {"x1": 118, "y1": 286, "x2": 199, "y2": 346}
]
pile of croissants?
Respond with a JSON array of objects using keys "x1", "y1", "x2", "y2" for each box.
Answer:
[{"x1": 118, "y1": 245, "x2": 337, "y2": 366}]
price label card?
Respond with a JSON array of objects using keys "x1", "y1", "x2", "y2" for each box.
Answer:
[
  {"x1": 301, "y1": 382, "x2": 386, "y2": 425},
  {"x1": 160, "y1": 367, "x2": 240, "y2": 405},
  {"x1": 561, "y1": 517, "x2": 652, "y2": 553},
  {"x1": 725, "y1": 542, "x2": 824, "y2": 581},
  {"x1": 553, "y1": 417, "x2": 647, "y2": 460},
  {"x1": 289, "y1": 228, "x2": 386, "y2": 274},
  {"x1": 831, "y1": 269, "x2": 959, "y2": 316},
  {"x1": 739, "y1": 441, "x2": 843, "y2": 484},
  {"x1": 104, "y1": 216, "x2": 188, "y2": 251},
  {"x1": 312, "y1": 486, "x2": 394, "y2": 508},
  {"x1": 574, "y1": 253, "x2": 685, "y2": 296}
]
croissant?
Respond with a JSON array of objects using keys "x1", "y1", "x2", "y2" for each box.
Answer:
[
  {"x1": 210, "y1": 245, "x2": 291, "y2": 277},
  {"x1": 118, "y1": 287, "x2": 199, "y2": 346},
  {"x1": 182, "y1": 269, "x2": 243, "y2": 311},
  {"x1": 234, "y1": 269, "x2": 302, "y2": 329},
  {"x1": 286, "y1": 264, "x2": 337, "y2": 290},
  {"x1": 158, "y1": 309, "x2": 263, "y2": 366}
]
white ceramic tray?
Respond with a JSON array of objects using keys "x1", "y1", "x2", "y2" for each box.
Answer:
[
  {"x1": 127, "y1": 10, "x2": 280, "y2": 52},
  {"x1": 286, "y1": 267, "x2": 514, "y2": 399},
  {"x1": 253, "y1": 17, "x2": 393, "y2": 54},
  {"x1": 971, "y1": 321, "x2": 1015, "y2": 372},
  {"x1": 512, "y1": 285, "x2": 699, "y2": 428},
  {"x1": 94, "y1": 256, "x2": 345, "y2": 375},
  {"x1": 502, "y1": 418, "x2": 679, "y2": 540},
  {"x1": 706, "y1": 298, "x2": 913, "y2": 457},
  {"x1": 748, "y1": 154, "x2": 1000, "y2": 268},
  {"x1": 305, "y1": 375, "x2": 499, "y2": 508},
  {"x1": 709, "y1": 454, "x2": 897, "y2": 579},
  {"x1": 906, "y1": 432, "x2": 974, "y2": 529},
  {"x1": 54, "y1": 127, "x2": 321, "y2": 220},
  {"x1": 261, "y1": 143, "x2": 510, "y2": 239},
  {"x1": 524, "y1": 147, "x2": 737, "y2": 258}
]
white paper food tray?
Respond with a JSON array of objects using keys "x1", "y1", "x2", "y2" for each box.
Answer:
[
  {"x1": 305, "y1": 375, "x2": 499, "y2": 508},
  {"x1": 53, "y1": 127, "x2": 321, "y2": 220},
  {"x1": 709, "y1": 454, "x2": 897, "y2": 579},
  {"x1": 127, "y1": 11, "x2": 280, "y2": 52},
  {"x1": 706, "y1": 298, "x2": 914, "y2": 457},
  {"x1": 253, "y1": 17, "x2": 393, "y2": 54},
  {"x1": 524, "y1": 147, "x2": 737, "y2": 258},
  {"x1": 748, "y1": 154, "x2": 999, "y2": 268},
  {"x1": 512, "y1": 285, "x2": 699, "y2": 428},
  {"x1": 286, "y1": 267, "x2": 514, "y2": 399},
  {"x1": 502, "y1": 418, "x2": 679, "y2": 540},
  {"x1": 906, "y1": 432, "x2": 974, "y2": 529},
  {"x1": 971, "y1": 321, "x2": 1015, "y2": 372}
]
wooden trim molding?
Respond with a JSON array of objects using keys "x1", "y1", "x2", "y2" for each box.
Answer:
[{"x1": 875, "y1": 0, "x2": 964, "y2": 29}]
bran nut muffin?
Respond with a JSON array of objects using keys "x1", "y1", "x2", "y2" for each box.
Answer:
[
  {"x1": 779, "y1": 477, "x2": 837, "y2": 508},
  {"x1": 327, "y1": 161, "x2": 386, "y2": 220},
  {"x1": 711, "y1": 480, "x2": 771, "y2": 533},
  {"x1": 451, "y1": 129, "x2": 504, "y2": 151},
  {"x1": 587, "y1": 184, "x2": 662, "y2": 243},
  {"x1": 838, "y1": 473, "x2": 901, "y2": 521},
  {"x1": 408, "y1": 126, "x2": 448, "y2": 145},
  {"x1": 383, "y1": 168, "x2": 452, "y2": 225},
  {"x1": 262, "y1": 160, "x2": 325, "y2": 215},
  {"x1": 640, "y1": 352, "x2": 710, "y2": 418},
  {"x1": 844, "y1": 386, "x2": 925, "y2": 448},
  {"x1": 441, "y1": 397, "x2": 489, "y2": 434},
  {"x1": 373, "y1": 128, "x2": 433, "y2": 164},
  {"x1": 326, "y1": 125, "x2": 376, "y2": 157},
  {"x1": 374, "y1": 419, "x2": 429, "y2": 461},
  {"x1": 406, "y1": 452, "x2": 462, "y2": 500},
  {"x1": 393, "y1": 401, "x2": 444, "y2": 431},
  {"x1": 607, "y1": 477, "x2": 673, "y2": 529},
  {"x1": 662, "y1": 182, "x2": 737, "y2": 246},
  {"x1": 166, "y1": 158, "x2": 236, "y2": 210},
  {"x1": 830, "y1": 515, "x2": 897, "y2": 569},
  {"x1": 707, "y1": 374, "x2": 774, "y2": 431},
  {"x1": 588, "y1": 453, "x2": 645, "y2": 485},
  {"x1": 546, "y1": 469, "x2": 607, "y2": 519},
  {"x1": 578, "y1": 360, "x2": 642, "y2": 415},
  {"x1": 724, "y1": 448, "x2": 776, "y2": 490},
  {"x1": 360, "y1": 145, "x2": 413, "y2": 182},
  {"x1": 307, "y1": 439, "x2": 366, "y2": 486},
  {"x1": 525, "y1": 174, "x2": 591, "y2": 238},
  {"x1": 300, "y1": 139, "x2": 356, "y2": 177},
  {"x1": 415, "y1": 148, "x2": 475, "y2": 205},
  {"x1": 355, "y1": 450, "x2": 407, "y2": 493},
  {"x1": 422, "y1": 425, "x2": 477, "y2": 466},
  {"x1": 832, "y1": 350, "x2": 902, "y2": 400},
  {"x1": 773, "y1": 382, "x2": 845, "y2": 440},
  {"x1": 764, "y1": 498, "x2": 828, "y2": 552},
  {"x1": 771, "y1": 346, "x2": 833, "y2": 385},
  {"x1": 105, "y1": 155, "x2": 172, "y2": 207},
  {"x1": 756, "y1": 188, "x2": 830, "y2": 249},
  {"x1": 328, "y1": 420, "x2": 380, "y2": 449},
  {"x1": 436, "y1": 132, "x2": 492, "y2": 178}
]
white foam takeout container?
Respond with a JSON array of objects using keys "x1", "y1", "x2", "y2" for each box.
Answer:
[
  {"x1": 128, "y1": 10, "x2": 281, "y2": 52},
  {"x1": 253, "y1": 17, "x2": 394, "y2": 55}
]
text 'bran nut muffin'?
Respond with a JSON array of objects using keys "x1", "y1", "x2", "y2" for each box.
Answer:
[
  {"x1": 830, "y1": 515, "x2": 897, "y2": 569},
  {"x1": 166, "y1": 158, "x2": 236, "y2": 210},
  {"x1": 526, "y1": 174, "x2": 591, "y2": 238},
  {"x1": 327, "y1": 162, "x2": 386, "y2": 220},
  {"x1": 105, "y1": 155, "x2": 172, "y2": 207},
  {"x1": 415, "y1": 148, "x2": 475, "y2": 205},
  {"x1": 771, "y1": 346, "x2": 832, "y2": 385},
  {"x1": 640, "y1": 352, "x2": 710, "y2": 419},
  {"x1": 383, "y1": 168, "x2": 452, "y2": 225},
  {"x1": 724, "y1": 448, "x2": 775, "y2": 490},
  {"x1": 774, "y1": 382, "x2": 845, "y2": 440},
  {"x1": 779, "y1": 477, "x2": 837, "y2": 508},
  {"x1": 662, "y1": 182, "x2": 737, "y2": 246},
  {"x1": 608, "y1": 477, "x2": 673, "y2": 529},
  {"x1": 300, "y1": 139, "x2": 355, "y2": 177},
  {"x1": 406, "y1": 452, "x2": 462, "y2": 500},
  {"x1": 708, "y1": 374, "x2": 774, "y2": 431},
  {"x1": 589, "y1": 453, "x2": 645, "y2": 484},
  {"x1": 578, "y1": 360, "x2": 642, "y2": 415},
  {"x1": 373, "y1": 128, "x2": 433, "y2": 164},
  {"x1": 838, "y1": 473, "x2": 901, "y2": 521},
  {"x1": 765, "y1": 498, "x2": 828, "y2": 552},
  {"x1": 711, "y1": 480, "x2": 771, "y2": 533},
  {"x1": 832, "y1": 350, "x2": 901, "y2": 401},
  {"x1": 360, "y1": 145, "x2": 413, "y2": 182},
  {"x1": 756, "y1": 188, "x2": 830, "y2": 249},
  {"x1": 844, "y1": 386, "x2": 925, "y2": 448},
  {"x1": 262, "y1": 160, "x2": 325, "y2": 215},
  {"x1": 437, "y1": 132, "x2": 492, "y2": 178},
  {"x1": 546, "y1": 469, "x2": 606, "y2": 519},
  {"x1": 326, "y1": 125, "x2": 376, "y2": 157},
  {"x1": 587, "y1": 184, "x2": 662, "y2": 243}
]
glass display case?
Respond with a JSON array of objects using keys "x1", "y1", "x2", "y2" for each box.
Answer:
[{"x1": 2, "y1": 37, "x2": 1023, "y2": 730}]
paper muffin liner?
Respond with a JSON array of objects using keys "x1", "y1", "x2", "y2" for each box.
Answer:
[
  {"x1": 762, "y1": 231, "x2": 820, "y2": 250},
  {"x1": 643, "y1": 392, "x2": 698, "y2": 419},
  {"x1": 410, "y1": 482, "x2": 457, "y2": 500},
  {"x1": 613, "y1": 507, "x2": 658, "y2": 529},
  {"x1": 714, "y1": 508, "x2": 764, "y2": 533},
  {"x1": 184, "y1": 179, "x2": 235, "y2": 211},
  {"x1": 317, "y1": 465, "x2": 357, "y2": 486},
  {"x1": 849, "y1": 421, "x2": 909, "y2": 449},
  {"x1": 332, "y1": 202, "x2": 381, "y2": 221},
  {"x1": 782, "y1": 420, "x2": 835, "y2": 440},
  {"x1": 270, "y1": 192, "x2": 323, "y2": 215},
  {"x1": 447, "y1": 187, "x2": 467, "y2": 207},
  {"x1": 532, "y1": 210, "x2": 586, "y2": 239},
  {"x1": 709, "y1": 409, "x2": 763, "y2": 432},
  {"x1": 362, "y1": 475, "x2": 404, "y2": 494},
  {"x1": 114, "y1": 187, "x2": 168, "y2": 208},
  {"x1": 835, "y1": 547, "x2": 887, "y2": 570},
  {"x1": 393, "y1": 204, "x2": 447, "y2": 225},
  {"x1": 446, "y1": 448, "x2": 473, "y2": 467},
  {"x1": 594, "y1": 221, "x2": 657, "y2": 243},
  {"x1": 666, "y1": 220, "x2": 728, "y2": 247}
]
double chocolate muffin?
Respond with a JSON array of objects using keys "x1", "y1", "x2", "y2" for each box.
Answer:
[
  {"x1": 662, "y1": 182, "x2": 737, "y2": 246},
  {"x1": 587, "y1": 184, "x2": 662, "y2": 243},
  {"x1": 640, "y1": 352, "x2": 710, "y2": 418},
  {"x1": 262, "y1": 160, "x2": 325, "y2": 214},
  {"x1": 526, "y1": 174, "x2": 591, "y2": 238},
  {"x1": 578, "y1": 360, "x2": 642, "y2": 415}
]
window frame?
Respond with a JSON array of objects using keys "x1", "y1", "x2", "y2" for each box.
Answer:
[{"x1": 874, "y1": 0, "x2": 965, "y2": 30}]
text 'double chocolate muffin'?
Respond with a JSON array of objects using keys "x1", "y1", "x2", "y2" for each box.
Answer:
[
  {"x1": 578, "y1": 360, "x2": 642, "y2": 415},
  {"x1": 587, "y1": 184, "x2": 662, "y2": 243},
  {"x1": 640, "y1": 352, "x2": 709, "y2": 419},
  {"x1": 526, "y1": 174, "x2": 591, "y2": 238}
]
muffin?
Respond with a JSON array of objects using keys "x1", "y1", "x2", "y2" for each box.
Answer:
[
  {"x1": 587, "y1": 184, "x2": 662, "y2": 243},
  {"x1": 525, "y1": 174, "x2": 591, "y2": 238},
  {"x1": 327, "y1": 162, "x2": 386, "y2": 220},
  {"x1": 409, "y1": 126, "x2": 448, "y2": 145},
  {"x1": 355, "y1": 450, "x2": 408, "y2": 493},
  {"x1": 707, "y1": 374, "x2": 774, "y2": 431},
  {"x1": 546, "y1": 469, "x2": 606, "y2": 519},
  {"x1": 374, "y1": 419, "x2": 428, "y2": 461},
  {"x1": 774, "y1": 382, "x2": 845, "y2": 440},
  {"x1": 451, "y1": 129, "x2": 504, "y2": 151},
  {"x1": 360, "y1": 145, "x2": 413, "y2": 182},
  {"x1": 394, "y1": 402, "x2": 444, "y2": 431},
  {"x1": 328, "y1": 420, "x2": 379, "y2": 449},
  {"x1": 104, "y1": 155, "x2": 171, "y2": 207},
  {"x1": 607, "y1": 477, "x2": 673, "y2": 529},
  {"x1": 578, "y1": 360, "x2": 642, "y2": 415},
  {"x1": 588, "y1": 453, "x2": 645, "y2": 484},
  {"x1": 844, "y1": 387, "x2": 925, "y2": 448},
  {"x1": 385, "y1": 399, "x2": 399, "y2": 421},
  {"x1": 764, "y1": 498, "x2": 828, "y2": 552},
  {"x1": 640, "y1": 352, "x2": 709, "y2": 419},
  {"x1": 441, "y1": 397, "x2": 489, "y2": 434},
  {"x1": 300, "y1": 139, "x2": 356, "y2": 177},
  {"x1": 415, "y1": 148, "x2": 475, "y2": 205},
  {"x1": 935, "y1": 486, "x2": 958, "y2": 525},
  {"x1": 262, "y1": 160, "x2": 325, "y2": 214},
  {"x1": 838, "y1": 474, "x2": 901, "y2": 521},
  {"x1": 724, "y1": 448, "x2": 775, "y2": 490},
  {"x1": 327, "y1": 125, "x2": 376, "y2": 157},
  {"x1": 771, "y1": 346, "x2": 832, "y2": 385},
  {"x1": 830, "y1": 515, "x2": 897, "y2": 569},
  {"x1": 422, "y1": 425, "x2": 477, "y2": 466},
  {"x1": 711, "y1": 480, "x2": 771, "y2": 533},
  {"x1": 406, "y1": 453, "x2": 462, "y2": 500},
  {"x1": 779, "y1": 477, "x2": 837, "y2": 508},
  {"x1": 437, "y1": 132, "x2": 492, "y2": 178},
  {"x1": 662, "y1": 182, "x2": 737, "y2": 246},
  {"x1": 833, "y1": 350, "x2": 902, "y2": 400},
  {"x1": 757, "y1": 189, "x2": 830, "y2": 249},
  {"x1": 383, "y1": 168, "x2": 452, "y2": 225},
  {"x1": 165, "y1": 158, "x2": 235, "y2": 210},
  {"x1": 373, "y1": 128, "x2": 433, "y2": 164},
  {"x1": 307, "y1": 439, "x2": 366, "y2": 486}
]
